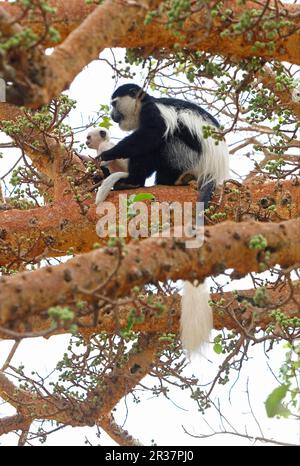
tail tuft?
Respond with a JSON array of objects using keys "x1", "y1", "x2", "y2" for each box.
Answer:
[
  {"x1": 95, "y1": 172, "x2": 128, "y2": 205},
  {"x1": 180, "y1": 280, "x2": 213, "y2": 355}
]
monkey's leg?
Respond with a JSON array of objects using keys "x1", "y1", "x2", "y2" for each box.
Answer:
[
  {"x1": 155, "y1": 168, "x2": 183, "y2": 185},
  {"x1": 114, "y1": 156, "x2": 156, "y2": 190},
  {"x1": 198, "y1": 181, "x2": 216, "y2": 210},
  {"x1": 175, "y1": 172, "x2": 197, "y2": 186}
]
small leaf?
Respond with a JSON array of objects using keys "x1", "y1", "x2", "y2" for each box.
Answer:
[
  {"x1": 213, "y1": 343, "x2": 223, "y2": 354},
  {"x1": 99, "y1": 117, "x2": 113, "y2": 129},
  {"x1": 265, "y1": 384, "x2": 291, "y2": 418},
  {"x1": 131, "y1": 193, "x2": 156, "y2": 202}
]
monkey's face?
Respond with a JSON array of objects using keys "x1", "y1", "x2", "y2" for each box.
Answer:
[
  {"x1": 111, "y1": 95, "x2": 142, "y2": 132},
  {"x1": 86, "y1": 129, "x2": 109, "y2": 149}
]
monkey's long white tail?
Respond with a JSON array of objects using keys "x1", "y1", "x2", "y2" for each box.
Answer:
[
  {"x1": 96, "y1": 172, "x2": 128, "y2": 205},
  {"x1": 180, "y1": 280, "x2": 213, "y2": 355}
]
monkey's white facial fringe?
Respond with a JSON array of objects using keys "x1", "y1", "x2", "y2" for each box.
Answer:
[
  {"x1": 180, "y1": 280, "x2": 213, "y2": 355},
  {"x1": 95, "y1": 172, "x2": 128, "y2": 205},
  {"x1": 117, "y1": 96, "x2": 142, "y2": 132},
  {"x1": 86, "y1": 128, "x2": 111, "y2": 151}
]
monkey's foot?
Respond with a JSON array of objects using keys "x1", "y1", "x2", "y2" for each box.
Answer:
[
  {"x1": 175, "y1": 173, "x2": 197, "y2": 186},
  {"x1": 113, "y1": 181, "x2": 142, "y2": 190}
]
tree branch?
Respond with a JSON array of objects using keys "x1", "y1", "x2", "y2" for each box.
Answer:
[
  {"x1": 0, "y1": 217, "x2": 299, "y2": 329},
  {"x1": 257, "y1": 65, "x2": 300, "y2": 120},
  {"x1": 0, "y1": 279, "x2": 299, "y2": 340},
  {"x1": 0, "y1": 333, "x2": 167, "y2": 436},
  {"x1": 0, "y1": 179, "x2": 299, "y2": 266},
  {"x1": 1, "y1": 1, "x2": 300, "y2": 106}
]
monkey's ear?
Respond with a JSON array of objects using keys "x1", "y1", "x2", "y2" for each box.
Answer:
[
  {"x1": 137, "y1": 89, "x2": 147, "y2": 101},
  {"x1": 99, "y1": 130, "x2": 107, "y2": 139}
]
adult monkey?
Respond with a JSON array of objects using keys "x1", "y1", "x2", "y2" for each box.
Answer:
[{"x1": 96, "y1": 83, "x2": 230, "y2": 354}]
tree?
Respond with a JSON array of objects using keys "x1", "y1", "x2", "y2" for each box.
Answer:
[{"x1": 0, "y1": 0, "x2": 299, "y2": 446}]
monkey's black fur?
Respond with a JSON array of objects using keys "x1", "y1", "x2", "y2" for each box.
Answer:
[{"x1": 99, "y1": 84, "x2": 228, "y2": 208}]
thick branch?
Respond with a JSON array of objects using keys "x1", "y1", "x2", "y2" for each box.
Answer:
[
  {"x1": 0, "y1": 281, "x2": 299, "y2": 340},
  {"x1": 0, "y1": 218, "x2": 299, "y2": 329},
  {"x1": 0, "y1": 414, "x2": 29, "y2": 436},
  {"x1": 100, "y1": 415, "x2": 142, "y2": 447},
  {"x1": 1, "y1": 1, "x2": 300, "y2": 106},
  {"x1": 0, "y1": 333, "x2": 166, "y2": 434},
  {"x1": 0, "y1": 179, "x2": 299, "y2": 266}
]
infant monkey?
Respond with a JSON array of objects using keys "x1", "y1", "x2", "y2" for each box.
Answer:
[{"x1": 85, "y1": 128, "x2": 128, "y2": 173}]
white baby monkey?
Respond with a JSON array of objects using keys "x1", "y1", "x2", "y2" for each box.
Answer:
[
  {"x1": 84, "y1": 128, "x2": 129, "y2": 205},
  {"x1": 85, "y1": 128, "x2": 128, "y2": 173}
]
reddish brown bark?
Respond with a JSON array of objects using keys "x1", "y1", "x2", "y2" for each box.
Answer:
[
  {"x1": 2, "y1": 1, "x2": 299, "y2": 61},
  {"x1": 0, "y1": 281, "x2": 298, "y2": 340},
  {"x1": 0, "y1": 217, "x2": 299, "y2": 329},
  {"x1": 0, "y1": 179, "x2": 299, "y2": 266},
  {"x1": 0, "y1": 333, "x2": 167, "y2": 431},
  {"x1": 1, "y1": 1, "x2": 300, "y2": 106},
  {"x1": 0, "y1": 103, "x2": 87, "y2": 184}
]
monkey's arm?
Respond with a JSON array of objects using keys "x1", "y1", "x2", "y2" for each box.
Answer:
[
  {"x1": 76, "y1": 153, "x2": 93, "y2": 163},
  {"x1": 100, "y1": 103, "x2": 165, "y2": 161}
]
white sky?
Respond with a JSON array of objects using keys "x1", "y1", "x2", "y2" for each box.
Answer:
[{"x1": 0, "y1": 49, "x2": 299, "y2": 446}]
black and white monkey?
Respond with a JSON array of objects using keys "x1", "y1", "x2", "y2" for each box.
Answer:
[
  {"x1": 95, "y1": 84, "x2": 229, "y2": 207},
  {"x1": 95, "y1": 83, "x2": 229, "y2": 355}
]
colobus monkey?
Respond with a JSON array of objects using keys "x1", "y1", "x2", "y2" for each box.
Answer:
[
  {"x1": 95, "y1": 84, "x2": 229, "y2": 208},
  {"x1": 95, "y1": 83, "x2": 229, "y2": 354},
  {"x1": 84, "y1": 128, "x2": 128, "y2": 174}
]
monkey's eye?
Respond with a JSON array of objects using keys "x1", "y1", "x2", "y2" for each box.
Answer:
[
  {"x1": 129, "y1": 89, "x2": 137, "y2": 98},
  {"x1": 111, "y1": 100, "x2": 117, "y2": 108},
  {"x1": 87, "y1": 135, "x2": 91, "y2": 140}
]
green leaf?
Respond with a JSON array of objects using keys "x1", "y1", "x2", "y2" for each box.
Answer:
[
  {"x1": 99, "y1": 117, "x2": 113, "y2": 129},
  {"x1": 265, "y1": 384, "x2": 291, "y2": 418},
  {"x1": 131, "y1": 193, "x2": 156, "y2": 203},
  {"x1": 213, "y1": 343, "x2": 223, "y2": 354}
]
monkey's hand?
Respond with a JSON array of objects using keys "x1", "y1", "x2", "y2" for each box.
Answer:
[
  {"x1": 76, "y1": 153, "x2": 93, "y2": 163},
  {"x1": 100, "y1": 148, "x2": 117, "y2": 162},
  {"x1": 92, "y1": 166, "x2": 111, "y2": 185}
]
